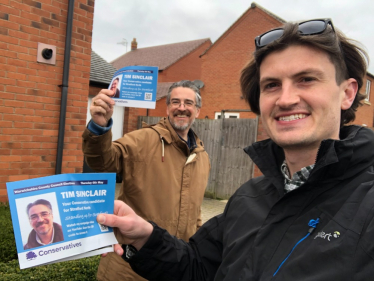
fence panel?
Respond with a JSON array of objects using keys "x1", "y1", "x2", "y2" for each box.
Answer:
[{"x1": 138, "y1": 117, "x2": 258, "y2": 199}]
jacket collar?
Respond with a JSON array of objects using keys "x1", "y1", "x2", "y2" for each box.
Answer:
[{"x1": 245, "y1": 125, "x2": 374, "y2": 192}]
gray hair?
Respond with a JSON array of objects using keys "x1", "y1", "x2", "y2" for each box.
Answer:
[
  {"x1": 26, "y1": 199, "x2": 52, "y2": 215},
  {"x1": 166, "y1": 80, "x2": 202, "y2": 108}
]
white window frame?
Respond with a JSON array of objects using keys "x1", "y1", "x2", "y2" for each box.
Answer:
[
  {"x1": 365, "y1": 79, "x2": 371, "y2": 102},
  {"x1": 215, "y1": 112, "x2": 240, "y2": 119}
]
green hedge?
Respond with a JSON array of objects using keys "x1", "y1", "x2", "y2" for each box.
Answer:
[
  {"x1": 0, "y1": 202, "x2": 17, "y2": 263},
  {"x1": 0, "y1": 203, "x2": 100, "y2": 280},
  {"x1": 0, "y1": 256, "x2": 100, "y2": 280}
]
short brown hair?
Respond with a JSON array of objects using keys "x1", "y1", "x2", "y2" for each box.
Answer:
[{"x1": 240, "y1": 20, "x2": 369, "y2": 126}]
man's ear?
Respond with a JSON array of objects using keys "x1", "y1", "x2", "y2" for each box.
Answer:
[
  {"x1": 195, "y1": 107, "x2": 201, "y2": 118},
  {"x1": 341, "y1": 78, "x2": 358, "y2": 110}
]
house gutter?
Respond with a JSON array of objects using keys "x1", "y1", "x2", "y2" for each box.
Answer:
[{"x1": 55, "y1": 0, "x2": 75, "y2": 174}]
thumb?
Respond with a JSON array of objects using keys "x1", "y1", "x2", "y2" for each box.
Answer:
[{"x1": 97, "y1": 214, "x2": 106, "y2": 225}]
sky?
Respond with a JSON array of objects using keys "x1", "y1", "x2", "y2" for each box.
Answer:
[{"x1": 91, "y1": 0, "x2": 374, "y2": 74}]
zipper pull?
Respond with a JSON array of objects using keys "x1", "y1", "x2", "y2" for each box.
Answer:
[
  {"x1": 160, "y1": 136, "x2": 164, "y2": 162},
  {"x1": 273, "y1": 217, "x2": 320, "y2": 277},
  {"x1": 308, "y1": 218, "x2": 320, "y2": 234}
]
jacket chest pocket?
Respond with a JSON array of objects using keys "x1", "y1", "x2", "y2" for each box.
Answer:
[{"x1": 270, "y1": 217, "x2": 359, "y2": 280}]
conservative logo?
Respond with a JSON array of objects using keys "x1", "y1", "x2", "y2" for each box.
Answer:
[
  {"x1": 314, "y1": 231, "x2": 340, "y2": 241},
  {"x1": 26, "y1": 251, "x2": 37, "y2": 260},
  {"x1": 26, "y1": 242, "x2": 82, "y2": 261}
]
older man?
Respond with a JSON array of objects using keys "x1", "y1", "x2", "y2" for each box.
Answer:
[
  {"x1": 82, "y1": 80, "x2": 210, "y2": 280},
  {"x1": 24, "y1": 199, "x2": 64, "y2": 250},
  {"x1": 109, "y1": 77, "x2": 120, "y2": 98},
  {"x1": 97, "y1": 19, "x2": 374, "y2": 280}
]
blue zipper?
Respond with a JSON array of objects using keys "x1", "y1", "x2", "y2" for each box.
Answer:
[{"x1": 273, "y1": 218, "x2": 320, "y2": 277}]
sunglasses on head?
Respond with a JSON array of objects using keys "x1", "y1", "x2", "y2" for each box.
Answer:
[{"x1": 255, "y1": 19, "x2": 335, "y2": 50}]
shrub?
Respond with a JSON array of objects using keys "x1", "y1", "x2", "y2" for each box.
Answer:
[
  {"x1": 0, "y1": 202, "x2": 17, "y2": 263},
  {"x1": 0, "y1": 256, "x2": 100, "y2": 280}
]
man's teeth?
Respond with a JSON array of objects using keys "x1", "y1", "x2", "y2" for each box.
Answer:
[
  {"x1": 279, "y1": 114, "x2": 306, "y2": 121},
  {"x1": 177, "y1": 115, "x2": 187, "y2": 117}
]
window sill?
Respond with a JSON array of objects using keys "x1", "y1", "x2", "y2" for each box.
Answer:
[{"x1": 364, "y1": 100, "x2": 371, "y2": 105}]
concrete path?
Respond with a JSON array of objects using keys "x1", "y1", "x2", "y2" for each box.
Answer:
[
  {"x1": 201, "y1": 198, "x2": 227, "y2": 224},
  {"x1": 115, "y1": 184, "x2": 227, "y2": 224}
]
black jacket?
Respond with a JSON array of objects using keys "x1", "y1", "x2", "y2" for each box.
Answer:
[{"x1": 128, "y1": 125, "x2": 374, "y2": 281}]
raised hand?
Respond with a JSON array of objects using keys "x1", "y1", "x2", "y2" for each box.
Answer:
[{"x1": 90, "y1": 89, "x2": 116, "y2": 127}]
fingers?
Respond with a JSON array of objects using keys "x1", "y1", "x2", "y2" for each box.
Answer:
[
  {"x1": 100, "y1": 245, "x2": 124, "y2": 257},
  {"x1": 92, "y1": 91, "x2": 115, "y2": 108},
  {"x1": 114, "y1": 244, "x2": 124, "y2": 256},
  {"x1": 97, "y1": 201, "x2": 135, "y2": 229}
]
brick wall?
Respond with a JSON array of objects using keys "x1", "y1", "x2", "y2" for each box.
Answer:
[
  {"x1": 354, "y1": 74, "x2": 374, "y2": 127},
  {"x1": 199, "y1": 7, "x2": 282, "y2": 122},
  {"x1": 0, "y1": 0, "x2": 94, "y2": 201},
  {"x1": 158, "y1": 40, "x2": 212, "y2": 83}
]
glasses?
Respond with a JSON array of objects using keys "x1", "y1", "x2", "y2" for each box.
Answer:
[
  {"x1": 170, "y1": 99, "x2": 195, "y2": 108},
  {"x1": 29, "y1": 211, "x2": 51, "y2": 221},
  {"x1": 255, "y1": 19, "x2": 335, "y2": 50}
]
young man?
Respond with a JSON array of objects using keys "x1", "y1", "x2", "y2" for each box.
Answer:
[
  {"x1": 82, "y1": 80, "x2": 210, "y2": 280},
  {"x1": 96, "y1": 19, "x2": 374, "y2": 280},
  {"x1": 24, "y1": 199, "x2": 64, "y2": 250}
]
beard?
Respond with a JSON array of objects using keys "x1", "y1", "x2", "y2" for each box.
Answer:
[{"x1": 170, "y1": 117, "x2": 195, "y2": 132}]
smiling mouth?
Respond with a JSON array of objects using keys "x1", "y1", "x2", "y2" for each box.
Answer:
[{"x1": 278, "y1": 114, "x2": 307, "y2": 121}]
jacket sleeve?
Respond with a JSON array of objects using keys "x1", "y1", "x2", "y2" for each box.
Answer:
[
  {"x1": 82, "y1": 127, "x2": 124, "y2": 173},
  {"x1": 128, "y1": 215, "x2": 225, "y2": 281}
]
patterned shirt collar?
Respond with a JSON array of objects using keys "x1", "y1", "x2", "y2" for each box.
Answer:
[{"x1": 281, "y1": 160, "x2": 315, "y2": 193}]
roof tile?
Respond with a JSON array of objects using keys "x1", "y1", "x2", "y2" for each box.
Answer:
[{"x1": 111, "y1": 38, "x2": 210, "y2": 70}]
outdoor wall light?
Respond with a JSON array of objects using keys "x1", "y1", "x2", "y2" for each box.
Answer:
[
  {"x1": 37, "y1": 42, "x2": 56, "y2": 65},
  {"x1": 42, "y1": 48, "x2": 53, "y2": 60}
]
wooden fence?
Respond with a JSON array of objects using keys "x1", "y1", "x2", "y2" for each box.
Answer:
[{"x1": 138, "y1": 117, "x2": 258, "y2": 199}]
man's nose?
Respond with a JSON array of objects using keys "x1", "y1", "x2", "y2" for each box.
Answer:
[
  {"x1": 275, "y1": 84, "x2": 300, "y2": 108},
  {"x1": 178, "y1": 102, "x2": 187, "y2": 109},
  {"x1": 36, "y1": 215, "x2": 44, "y2": 222}
]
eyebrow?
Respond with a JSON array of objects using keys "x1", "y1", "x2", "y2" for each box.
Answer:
[
  {"x1": 260, "y1": 68, "x2": 326, "y2": 86},
  {"x1": 171, "y1": 98, "x2": 194, "y2": 102}
]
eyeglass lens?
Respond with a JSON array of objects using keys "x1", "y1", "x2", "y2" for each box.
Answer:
[
  {"x1": 258, "y1": 29, "x2": 284, "y2": 48},
  {"x1": 30, "y1": 211, "x2": 50, "y2": 220},
  {"x1": 257, "y1": 20, "x2": 331, "y2": 49},
  {"x1": 298, "y1": 20, "x2": 326, "y2": 35}
]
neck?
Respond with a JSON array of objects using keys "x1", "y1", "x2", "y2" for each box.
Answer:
[
  {"x1": 176, "y1": 130, "x2": 188, "y2": 141},
  {"x1": 283, "y1": 147, "x2": 318, "y2": 175},
  {"x1": 39, "y1": 232, "x2": 53, "y2": 244}
]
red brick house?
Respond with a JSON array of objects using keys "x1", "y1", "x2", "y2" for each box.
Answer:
[
  {"x1": 199, "y1": 2, "x2": 374, "y2": 176},
  {"x1": 355, "y1": 72, "x2": 374, "y2": 129},
  {"x1": 0, "y1": 0, "x2": 94, "y2": 201},
  {"x1": 110, "y1": 38, "x2": 212, "y2": 133}
]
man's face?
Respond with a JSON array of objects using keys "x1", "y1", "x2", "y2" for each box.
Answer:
[
  {"x1": 259, "y1": 45, "x2": 356, "y2": 151},
  {"x1": 167, "y1": 87, "x2": 200, "y2": 135},
  {"x1": 28, "y1": 204, "x2": 53, "y2": 236},
  {"x1": 110, "y1": 79, "x2": 118, "y2": 92}
]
